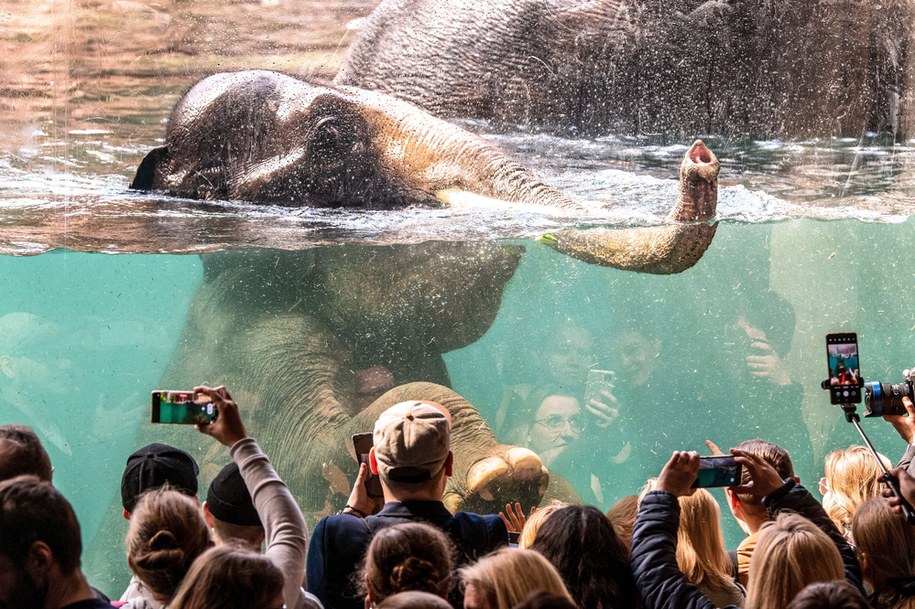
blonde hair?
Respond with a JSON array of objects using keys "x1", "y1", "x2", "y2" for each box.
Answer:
[
  {"x1": 822, "y1": 446, "x2": 891, "y2": 537},
  {"x1": 126, "y1": 487, "x2": 211, "y2": 602},
  {"x1": 518, "y1": 501, "x2": 568, "y2": 549},
  {"x1": 851, "y1": 498, "x2": 915, "y2": 609},
  {"x1": 460, "y1": 548, "x2": 572, "y2": 609},
  {"x1": 607, "y1": 495, "x2": 639, "y2": 555},
  {"x1": 676, "y1": 488, "x2": 740, "y2": 593},
  {"x1": 746, "y1": 512, "x2": 844, "y2": 609}
]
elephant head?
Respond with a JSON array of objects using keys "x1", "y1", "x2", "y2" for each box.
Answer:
[{"x1": 132, "y1": 70, "x2": 720, "y2": 275}]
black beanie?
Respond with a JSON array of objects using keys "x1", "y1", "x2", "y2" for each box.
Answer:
[{"x1": 206, "y1": 462, "x2": 262, "y2": 527}]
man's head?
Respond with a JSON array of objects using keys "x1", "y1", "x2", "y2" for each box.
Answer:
[
  {"x1": 0, "y1": 475, "x2": 83, "y2": 609},
  {"x1": 727, "y1": 439, "x2": 796, "y2": 525},
  {"x1": 0, "y1": 425, "x2": 52, "y2": 483},
  {"x1": 203, "y1": 462, "x2": 264, "y2": 549},
  {"x1": 371, "y1": 400, "x2": 452, "y2": 497},
  {"x1": 121, "y1": 443, "x2": 199, "y2": 517}
]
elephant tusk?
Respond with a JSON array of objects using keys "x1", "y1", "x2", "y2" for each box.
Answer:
[{"x1": 435, "y1": 188, "x2": 578, "y2": 215}]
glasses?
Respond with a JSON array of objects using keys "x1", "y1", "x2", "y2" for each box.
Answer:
[{"x1": 535, "y1": 414, "x2": 586, "y2": 434}]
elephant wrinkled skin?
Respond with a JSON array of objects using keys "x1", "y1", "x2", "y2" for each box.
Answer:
[
  {"x1": 337, "y1": 0, "x2": 915, "y2": 139},
  {"x1": 125, "y1": 69, "x2": 720, "y2": 525}
]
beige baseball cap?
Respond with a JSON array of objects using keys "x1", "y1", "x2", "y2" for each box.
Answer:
[{"x1": 373, "y1": 400, "x2": 450, "y2": 483}]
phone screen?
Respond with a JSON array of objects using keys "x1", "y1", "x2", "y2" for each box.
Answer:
[
  {"x1": 826, "y1": 333, "x2": 862, "y2": 404},
  {"x1": 585, "y1": 369, "x2": 615, "y2": 405},
  {"x1": 352, "y1": 432, "x2": 384, "y2": 498},
  {"x1": 693, "y1": 456, "x2": 742, "y2": 488},
  {"x1": 151, "y1": 391, "x2": 216, "y2": 424}
]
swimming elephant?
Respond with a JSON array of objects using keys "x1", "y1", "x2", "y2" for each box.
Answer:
[
  {"x1": 126, "y1": 69, "x2": 719, "y2": 520},
  {"x1": 336, "y1": 0, "x2": 915, "y2": 139}
]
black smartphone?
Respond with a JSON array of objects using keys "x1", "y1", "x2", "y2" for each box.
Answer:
[
  {"x1": 352, "y1": 432, "x2": 384, "y2": 498},
  {"x1": 693, "y1": 455, "x2": 742, "y2": 488},
  {"x1": 826, "y1": 332, "x2": 863, "y2": 404},
  {"x1": 151, "y1": 390, "x2": 216, "y2": 425}
]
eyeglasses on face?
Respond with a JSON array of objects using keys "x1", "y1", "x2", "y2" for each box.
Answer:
[{"x1": 535, "y1": 414, "x2": 586, "y2": 434}]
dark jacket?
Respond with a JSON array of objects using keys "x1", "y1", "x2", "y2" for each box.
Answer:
[
  {"x1": 630, "y1": 480, "x2": 864, "y2": 609},
  {"x1": 306, "y1": 500, "x2": 507, "y2": 609}
]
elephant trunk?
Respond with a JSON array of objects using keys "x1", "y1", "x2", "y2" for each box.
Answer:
[{"x1": 539, "y1": 140, "x2": 720, "y2": 274}]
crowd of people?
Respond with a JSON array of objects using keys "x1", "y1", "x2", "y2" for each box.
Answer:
[{"x1": 3, "y1": 383, "x2": 915, "y2": 609}]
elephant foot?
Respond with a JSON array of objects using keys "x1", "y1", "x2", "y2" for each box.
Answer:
[{"x1": 444, "y1": 446, "x2": 549, "y2": 514}]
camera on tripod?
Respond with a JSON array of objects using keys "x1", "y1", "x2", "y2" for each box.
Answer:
[
  {"x1": 822, "y1": 332, "x2": 915, "y2": 524},
  {"x1": 864, "y1": 369, "x2": 915, "y2": 417}
]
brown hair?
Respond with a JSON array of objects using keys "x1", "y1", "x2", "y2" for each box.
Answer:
[
  {"x1": 786, "y1": 581, "x2": 871, "y2": 609},
  {"x1": 734, "y1": 439, "x2": 795, "y2": 509},
  {"x1": 376, "y1": 591, "x2": 454, "y2": 609},
  {"x1": 746, "y1": 512, "x2": 844, "y2": 609},
  {"x1": 460, "y1": 548, "x2": 572, "y2": 609},
  {"x1": 169, "y1": 543, "x2": 284, "y2": 609},
  {"x1": 0, "y1": 425, "x2": 52, "y2": 483},
  {"x1": 126, "y1": 486, "x2": 211, "y2": 602},
  {"x1": 518, "y1": 500, "x2": 568, "y2": 549},
  {"x1": 607, "y1": 495, "x2": 639, "y2": 555},
  {"x1": 851, "y1": 498, "x2": 915, "y2": 609},
  {"x1": 362, "y1": 522, "x2": 454, "y2": 604},
  {"x1": 0, "y1": 475, "x2": 81, "y2": 574}
]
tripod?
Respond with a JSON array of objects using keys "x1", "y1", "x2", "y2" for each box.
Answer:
[{"x1": 839, "y1": 403, "x2": 915, "y2": 525}]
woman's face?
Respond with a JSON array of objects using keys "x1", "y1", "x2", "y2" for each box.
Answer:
[{"x1": 527, "y1": 395, "x2": 583, "y2": 466}]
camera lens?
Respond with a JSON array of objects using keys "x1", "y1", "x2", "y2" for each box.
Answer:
[{"x1": 864, "y1": 381, "x2": 912, "y2": 417}]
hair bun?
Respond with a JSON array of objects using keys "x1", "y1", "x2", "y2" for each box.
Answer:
[{"x1": 391, "y1": 556, "x2": 440, "y2": 593}]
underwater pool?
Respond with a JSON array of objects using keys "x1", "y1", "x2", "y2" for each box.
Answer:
[{"x1": 2, "y1": 0, "x2": 915, "y2": 597}]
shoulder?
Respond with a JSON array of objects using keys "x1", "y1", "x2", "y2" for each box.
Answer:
[
  {"x1": 450, "y1": 511, "x2": 508, "y2": 552},
  {"x1": 312, "y1": 513, "x2": 373, "y2": 545}
]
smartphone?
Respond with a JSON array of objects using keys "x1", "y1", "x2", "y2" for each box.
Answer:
[
  {"x1": 585, "y1": 369, "x2": 616, "y2": 405},
  {"x1": 693, "y1": 455, "x2": 742, "y2": 488},
  {"x1": 151, "y1": 390, "x2": 216, "y2": 425},
  {"x1": 825, "y1": 333, "x2": 863, "y2": 404},
  {"x1": 352, "y1": 432, "x2": 384, "y2": 498}
]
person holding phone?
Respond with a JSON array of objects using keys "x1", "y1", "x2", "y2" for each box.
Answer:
[
  {"x1": 192, "y1": 385, "x2": 322, "y2": 609},
  {"x1": 630, "y1": 450, "x2": 864, "y2": 609},
  {"x1": 307, "y1": 398, "x2": 507, "y2": 609}
]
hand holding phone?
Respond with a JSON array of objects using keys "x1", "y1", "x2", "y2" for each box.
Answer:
[
  {"x1": 352, "y1": 432, "x2": 384, "y2": 499},
  {"x1": 151, "y1": 390, "x2": 216, "y2": 425},
  {"x1": 693, "y1": 456, "x2": 742, "y2": 488},
  {"x1": 585, "y1": 369, "x2": 619, "y2": 427},
  {"x1": 193, "y1": 385, "x2": 247, "y2": 447}
]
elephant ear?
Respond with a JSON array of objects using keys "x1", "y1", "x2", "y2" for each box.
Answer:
[{"x1": 129, "y1": 145, "x2": 169, "y2": 190}]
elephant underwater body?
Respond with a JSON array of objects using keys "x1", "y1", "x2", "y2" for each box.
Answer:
[
  {"x1": 337, "y1": 0, "x2": 915, "y2": 139},
  {"x1": 129, "y1": 69, "x2": 720, "y2": 519}
]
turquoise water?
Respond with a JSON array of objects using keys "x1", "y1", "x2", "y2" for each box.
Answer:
[
  {"x1": 3, "y1": 216, "x2": 914, "y2": 593},
  {"x1": 2, "y1": 0, "x2": 915, "y2": 597}
]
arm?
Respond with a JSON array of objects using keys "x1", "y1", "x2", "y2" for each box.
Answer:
[
  {"x1": 195, "y1": 385, "x2": 308, "y2": 609},
  {"x1": 763, "y1": 479, "x2": 865, "y2": 595},
  {"x1": 629, "y1": 452, "x2": 727, "y2": 609},
  {"x1": 631, "y1": 492, "x2": 721, "y2": 609},
  {"x1": 884, "y1": 396, "x2": 915, "y2": 471}
]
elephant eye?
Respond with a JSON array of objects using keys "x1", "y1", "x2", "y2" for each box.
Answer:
[{"x1": 312, "y1": 116, "x2": 344, "y2": 154}]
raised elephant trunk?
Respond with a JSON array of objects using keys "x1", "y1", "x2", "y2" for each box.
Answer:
[{"x1": 538, "y1": 140, "x2": 720, "y2": 274}]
